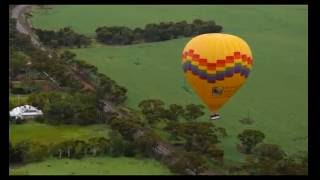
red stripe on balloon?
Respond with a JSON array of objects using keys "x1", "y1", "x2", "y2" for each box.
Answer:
[
  {"x1": 192, "y1": 54, "x2": 200, "y2": 61},
  {"x1": 234, "y1": 52, "x2": 241, "y2": 59},
  {"x1": 226, "y1": 56, "x2": 234, "y2": 63},
  {"x1": 216, "y1": 60, "x2": 225, "y2": 67},
  {"x1": 182, "y1": 49, "x2": 253, "y2": 69}
]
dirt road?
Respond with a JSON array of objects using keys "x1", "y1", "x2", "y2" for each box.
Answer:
[{"x1": 11, "y1": 5, "x2": 43, "y2": 49}]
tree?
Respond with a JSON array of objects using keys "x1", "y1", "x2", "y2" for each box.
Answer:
[
  {"x1": 108, "y1": 115, "x2": 143, "y2": 141},
  {"x1": 10, "y1": 18, "x2": 34, "y2": 52},
  {"x1": 164, "y1": 122, "x2": 220, "y2": 154},
  {"x1": 9, "y1": 51, "x2": 28, "y2": 78},
  {"x1": 207, "y1": 145, "x2": 224, "y2": 165},
  {"x1": 109, "y1": 85, "x2": 127, "y2": 105},
  {"x1": 167, "y1": 151, "x2": 208, "y2": 175},
  {"x1": 51, "y1": 143, "x2": 64, "y2": 159},
  {"x1": 61, "y1": 140, "x2": 76, "y2": 158},
  {"x1": 252, "y1": 143, "x2": 286, "y2": 161},
  {"x1": 193, "y1": 19, "x2": 204, "y2": 25},
  {"x1": 34, "y1": 27, "x2": 91, "y2": 48},
  {"x1": 29, "y1": 92, "x2": 99, "y2": 125},
  {"x1": 24, "y1": 141, "x2": 48, "y2": 163},
  {"x1": 238, "y1": 129, "x2": 265, "y2": 154},
  {"x1": 138, "y1": 99, "x2": 166, "y2": 123},
  {"x1": 241, "y1": 146, "x2": 307, "y2": 175},
  {"x1": 133, "y1": 130, "x2": 159, "y2": 157},
  {"x1": 10, "y1": 141, "x2": 29, "y2": 164},
  {"x1": 183, "y1": 24, "x2": 193, "y2": 37},
  {"x1": 215, "y1": 127, "x2": 228, "y2": 138},
  {"x1": 60, "y1": 50, "x2": 76, "y2": 64},
  {"x1": 96, "y1": 137, "x2": 111, "y2": 155},
  {"x1": 183, "y1": 104, "x2": 205, "y2": 121},
  {"x1": 144, "y1": 23, "x2": 161, "y2": 42},
  {"x1": 87, "y1": 138, "x2": 100, "y2": 157},
  {"x1": 45, "y1": 99, "x2": 75, "y2": 124},
  {"x1": 275, "y1": 151, "x2": 308, "y2": 175},
  {"x1": 72, "y1": 140, "x2": 88, "y2": 159},
  {"x1": 138, "y1": 99, "x2": 165, "y2": 112},
  {"x1": 10, "y1": 140, "x2": 48, "y2": 164},
  {"x1": 109, "y1": 131, "x2": 126, "y2": 157},
  {"x1": 166, "y1": 104, "x2": 185, "y2": 121},
  {"x1": 27, "y1": 93, "x2": 45, "y2": 109},
  {"x1": 75, "y1": 35, "x2": 91, "y2": 48},
  {"x1": 133, "y1": 27, "x2": 144, "y2": 43},
  {"x1": 9, "y1": 141, "x2": 16, "y2": 164},
  {"x1": 9, "y1": 100, "x2": 14, "y2": 111}
]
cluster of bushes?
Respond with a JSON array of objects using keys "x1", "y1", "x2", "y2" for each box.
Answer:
[
  {"x1": 96, "y1": 19, "x2": 223, "y2": 45},
  {"x1": 27, "y1": 91, "x2": 99, "y2": 125},
  {"x1": 10, "y1": 81, "x2": 43, "y2": 95},
  {"x1": 33, "y1": 27, "x2": 91, "y2": 48},
  {"x1": 9, "y1": 141, "x2": 48, "y2": 165}
]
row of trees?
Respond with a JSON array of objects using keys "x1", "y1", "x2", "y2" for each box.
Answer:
[
  {"x1": 59, "y1": 50, "x2": 128, "y2": 105},
  {"x1": 138, "y1": 99, "x2": 205, "y2": 124},
  {"x1": 96, "y1": 19, "x2": 223, "y2": 45},
  {"x1": 9, "y1": 132, "x2": 136, "y2": 166},
  {"x1": 33, "y1": 27, "x2": 91, "y2": 48},
  {"x1": 32, "y1": 20, "x2": 223, "y2": 46}
]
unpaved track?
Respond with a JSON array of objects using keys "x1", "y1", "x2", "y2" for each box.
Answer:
[{"x1": 11, "y1": 5, "x2": 42, "y2": 48}]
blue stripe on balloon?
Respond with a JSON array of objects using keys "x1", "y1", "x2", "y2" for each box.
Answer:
[{"x1": 182, "y1": 61, "x2": 249, "y2": 83}]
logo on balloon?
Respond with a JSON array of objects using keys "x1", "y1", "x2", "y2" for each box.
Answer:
[{"x1": 212, "y1": 87, "x2": 224, "y2": 96}]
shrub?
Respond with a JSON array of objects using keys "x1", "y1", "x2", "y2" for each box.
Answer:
[{"x1": 238, "y1": 129, "x2": 265, "y2": 154}]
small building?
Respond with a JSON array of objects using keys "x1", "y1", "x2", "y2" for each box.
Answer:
[{"x1": 9, "y1": 105, "x2": 43, "y2": 120}]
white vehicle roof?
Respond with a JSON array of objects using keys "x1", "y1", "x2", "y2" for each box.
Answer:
[{"x1": 10, "y1": 105, "x2": 43, "y2": 117}]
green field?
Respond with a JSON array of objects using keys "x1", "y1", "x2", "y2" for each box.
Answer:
[
  {"x1": 9, "y1": 156, "x2": 173, "y2": 175},
  {"x1": 30, "y1": 5, "x2": 308, "y2": 163},
  {"x1": 9, "y1": 122, "x2": 110, "y2": 145}
]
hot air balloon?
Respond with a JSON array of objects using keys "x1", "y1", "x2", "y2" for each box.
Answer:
[{"x1": 182, "y1": 33, "x2": 253, "y2": 120}]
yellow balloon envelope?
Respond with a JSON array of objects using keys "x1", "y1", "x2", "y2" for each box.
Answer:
[{"x1": 182, "y1": 33, "x2": 253, "y2": 113}]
